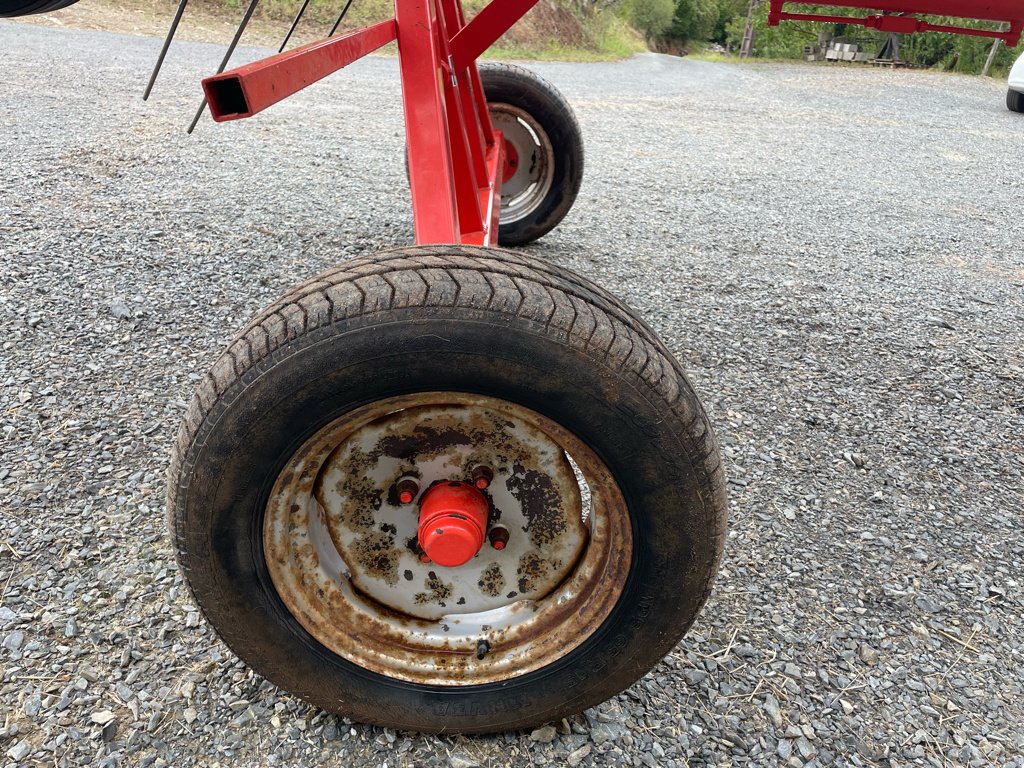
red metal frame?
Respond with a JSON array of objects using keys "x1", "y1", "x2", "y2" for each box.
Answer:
[
  {"x1": 768, "y1": 1, "x2": 1024, "y2": 45},
  {"x1": 201, "y1": 0, "x2": 1023, "y2": 249},
  {"x1": 202, "y1": 0, "x2": 542, "y2": 246}
]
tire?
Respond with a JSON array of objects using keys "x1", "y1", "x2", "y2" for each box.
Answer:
[
  {"x1": 1008, "y1": 89, "x2": 1024, "y2": 113},
  {"x1": 0, "y1": 0, "x2": 79, "y2": 16},
  {"x1": 479, "y1": 63, "x2": 584, "y2": 246},
  {"x1": 168, "y1": 246, "x2": 726, "y2": 734}
]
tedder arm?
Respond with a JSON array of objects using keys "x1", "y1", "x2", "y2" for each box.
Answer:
[{"x1": 767, "y1": 1, "x2": 1024, "y2": 45}]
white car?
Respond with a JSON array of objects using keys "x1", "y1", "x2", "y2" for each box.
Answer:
[{"x1": 1010, "y1": 50, "x2": 1024, "y2": 112}]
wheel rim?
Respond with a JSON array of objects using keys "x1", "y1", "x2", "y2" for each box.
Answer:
[
  {"x1": 264, "y1": 392, "x2": 632, "y2": 686},
  {"x1": 489, "y1": 103, "x2": 556, "y2": 226}
]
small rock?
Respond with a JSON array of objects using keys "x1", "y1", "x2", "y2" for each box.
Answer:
[
  {"x1": 449, "y1": 754, "x2": 478, "y2": 768},
  {"x1": 777, "y1": 738, "x2": 793, "y2": 760},
  {"x1": 530, "y1": 725, "x2": 557, "y2": 743},
  {"x1": 23, "y1": 694, "x2": 42, "y2": 718},
  {"x1": 734, "y1": 643, "x2": 757, "y2": 658},
  {"x1": 858, "y1": 644, "x2": 879, "y2": 666},
  {"x1": 683, "y1": 668, "x2": 708, "y2": 686},
  {"x1": 763, "y1": 695, "x2": 784, "y2": 728},
  {"x1": 590, "y1": 721, "x2": 626, "y2": 745},
  {"x1": 3, "y1": 630, "x2": 25, "y2": 651},
  {"x1": 796, "y1": 736, "x2": 817, "y2": 759},
  {"x1": 109, "y1": 299, "x2": 132, "y2": 319},
  {"x1": 229, "y1": 709, "x2": 254, "y2": 728},
  {"x1": 91, "y1": 710, "x2": 116, "y2": 725},
  {"x1": 567, "y1": 745, "x2": 591, "y2": 767},
  {"x1": 7, "y1": 740, "x2": 31, "y2": 761}
]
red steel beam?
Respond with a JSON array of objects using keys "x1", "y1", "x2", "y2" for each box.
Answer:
[
  {"x1": 203, "y1": 20, "x2": 397, "y2": 121},
  {"x1": 768, "y1": 1, "x2": 1023, "y2": 45},
  {"x1": 396, "y1": 0, "x2": 461, "y2": 244},
  {"x1": 449, "y1": 0, "x2": 540, "y2": 69}
]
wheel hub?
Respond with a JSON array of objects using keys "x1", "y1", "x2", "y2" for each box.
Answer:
[
  {"x1": 488, "y1": 103, "x2": 554, "y2": 224},
  {"x1": 308, "y1": 402, "x2": 588, "y2": 620},
  {"x1": 417, "y1": 481, "x2": 489, "y2": 567}
]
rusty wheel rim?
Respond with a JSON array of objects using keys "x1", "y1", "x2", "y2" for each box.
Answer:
[{"x1": 264, "y1": 392, "x2": 632, "y2": 686}]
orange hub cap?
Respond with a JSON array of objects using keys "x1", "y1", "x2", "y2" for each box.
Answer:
[{"x1": 417, "y1": 481, "x2": 489, "y2": 567}]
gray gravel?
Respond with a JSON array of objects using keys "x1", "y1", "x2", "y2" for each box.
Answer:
[{"x1": 2, "y1": 19, "x2": 1023, "y2": 768}]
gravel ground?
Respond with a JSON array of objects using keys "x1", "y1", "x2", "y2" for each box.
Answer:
[{"x1": 2, "y1": 20, "x2": 1023, "y2": 768}]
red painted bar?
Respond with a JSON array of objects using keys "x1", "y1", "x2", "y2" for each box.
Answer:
[
  {"x1": 203, "y1": 20, "x2": 397, "y2": 121},
  {"x1": 768, "y1": 1, "x2": 1024, "y2": 45},
  {"x1": 396, "y1": 0, "x2": 462, "y2": 243},
  {"x1": 449, "y1": 0, "x2": 540, "y2": 69}
]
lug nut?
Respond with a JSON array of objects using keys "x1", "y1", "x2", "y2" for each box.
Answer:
[
  {"x1": 476, "y1": 638, "x2": 490, "y2": 660},
  {"x1": 471, "y1": 465, "x2": 494, "y2": 490},
  {"x1": 396, "y1": 477, "x2": 419, "y2": 504},
  {"x1": 488, "y1": 524, "x2": 510, "y2": 551}
]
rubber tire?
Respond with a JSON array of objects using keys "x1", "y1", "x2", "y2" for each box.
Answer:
[
  {"x1": 479, "y1": 63, "x2": 584, "y2": 247},
  {"x1": 168, "y1": 246, "x2": 726, "y2": 734},
  {"x1": 0, "y1": 0, "x2": 79, "y2": 17},
  {"x1": 1008, "y1": 89, "x2": 1024, "y2": 113}
]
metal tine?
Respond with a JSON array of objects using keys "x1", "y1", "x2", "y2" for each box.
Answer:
[
  {"x1": 279, "y1": 0, "x2": 313, "y2": 52},
  {"x1": 329, "y1": 0, "x2": 356, "y2": 37},
  {"x1": 187, "y1": 0, "x2": 261, "y2": 134},
  {"x1": 143, "y1": 0, "x2": 190, "y2": 101}
]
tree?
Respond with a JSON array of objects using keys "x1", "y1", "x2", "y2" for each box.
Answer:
[{"x1": 625, "y1": 0, "x2": 676, "y2": 39}]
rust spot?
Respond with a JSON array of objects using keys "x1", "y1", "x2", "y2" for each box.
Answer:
[
  {"x1": 321, "y1": 446, "x2": 383, "y2": 532},
  {"x1": 351, "y1": 530, "x2": 400, "y2": 586},
  {"x1": 477, "y1": 563, "x2": 505, "y2": 598},
  {"x1": 414, "y1": 571, "x2": 453, "y2": 606},
  {"x1": 506, "y1": 464, "x2": 567, "y2": 547},
  {"x1": 517, "y1": 551, "x2": 553, "y2": 594},
  {"x1": 376, "y1": 425, "x2": 474, "y2": 459}
]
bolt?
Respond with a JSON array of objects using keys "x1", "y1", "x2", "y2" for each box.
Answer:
[
  {"x1": 396, "y1": 477, "x2": 419, "y2": 505},
  {"x1": 488, "y1": 524, "x2": 510, "y2": 551},
  {"x1": 471, "y1": 465, "x2": 494, "y2": 490},
  {"x1": 475, "y1": 638, "x2": 490, "y2": 660}
]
